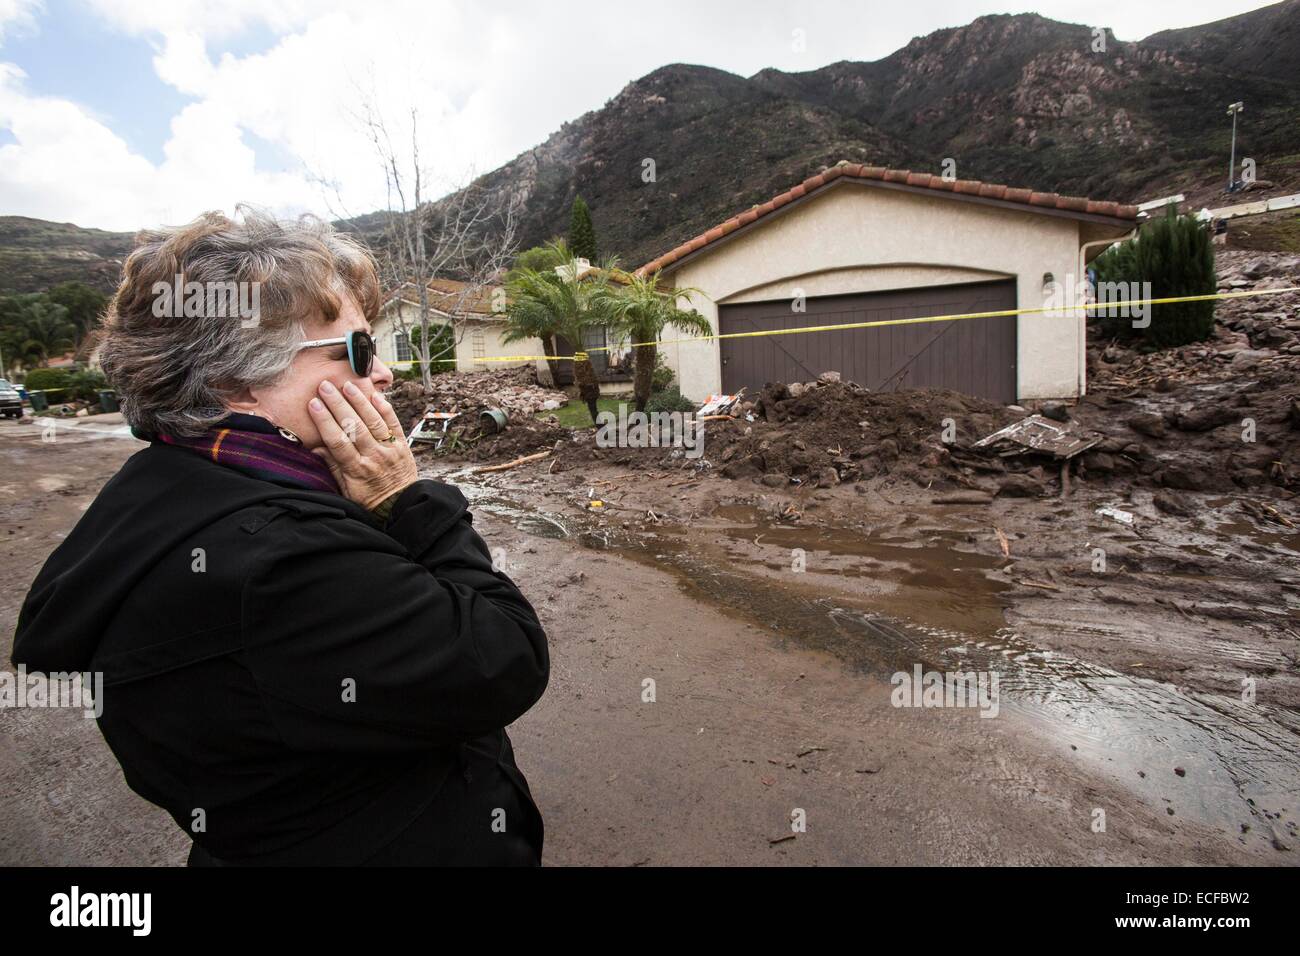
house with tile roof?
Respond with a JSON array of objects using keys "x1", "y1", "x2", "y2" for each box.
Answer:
[
  {"x1": 374, "y1": 277, "x2": 516, "y2": 375},
  {"x1": 638, "y1": 160, "x2": 1139, "y2": 404},
  {"x1": 376, "y1": 270, "x2": 636, "y2": 389}
]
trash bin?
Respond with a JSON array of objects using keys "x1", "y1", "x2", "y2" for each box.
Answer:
[
  {"x1": 28, "y1": 390, "x2": 47, "y2": 412},
  {"x1": 97, "y1": 389, "x2": 119, "y2": 413}
]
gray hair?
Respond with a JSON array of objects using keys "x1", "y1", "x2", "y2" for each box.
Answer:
[{"x1": 99, "y1": 205, "x2": 381, "y2": 436}]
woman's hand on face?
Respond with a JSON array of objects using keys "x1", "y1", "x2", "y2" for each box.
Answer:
[{"x1": 307, "y1": 380, "x2": 418, "y2": 511}]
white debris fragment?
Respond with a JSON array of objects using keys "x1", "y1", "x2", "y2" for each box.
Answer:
[{"x1": 1096, "y1": 506, "x2": 1135, "y2": 525}]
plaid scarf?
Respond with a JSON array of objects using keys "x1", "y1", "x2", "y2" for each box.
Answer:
[{"x1": 150, "y1": 413, "x2": 341, "y2": 494}]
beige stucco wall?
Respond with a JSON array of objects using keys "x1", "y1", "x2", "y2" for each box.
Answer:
[{"x1": 660, "y1": 183, "x2": 1117, "y2": 403}]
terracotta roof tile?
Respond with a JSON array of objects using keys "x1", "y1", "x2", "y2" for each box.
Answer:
[{"x1": 637, "y1": 161, "x2": 1139, "y2": 276}]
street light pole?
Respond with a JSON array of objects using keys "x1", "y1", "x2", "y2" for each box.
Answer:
[{"x1": 1226, "y1": 101, "x2": 1244, "y2": 191}]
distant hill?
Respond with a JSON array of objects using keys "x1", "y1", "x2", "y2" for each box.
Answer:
[
  {"x1": 457, "y1": 2, "x2": 1299, "y2": 267},
  {"x1": 0, "y1": 217, "x2": 132, "y2": 294},
  {"x1": 5, "y1": 1, "x2": 1299, "y2": 290}
]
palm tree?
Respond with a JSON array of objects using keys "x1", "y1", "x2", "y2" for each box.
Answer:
[
  {"x1": 503, "y1": 241, "x2": 617, "y2": 424},
  {"x1": 505, "y1": 240, "x2": 570, "y2": 386},
  {"x1": 598, "y1": 270, "x2": 711, "y2": 412},
  {"x1": 4, "y1": 297, "x2": 78, "y2": 367}
]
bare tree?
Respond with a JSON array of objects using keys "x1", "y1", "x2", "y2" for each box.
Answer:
[{"x1": 355, "y1": 101, "x2": 523, "y2": 390}]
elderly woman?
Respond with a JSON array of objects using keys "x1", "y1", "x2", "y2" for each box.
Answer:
[{"x1": 12, "y1": 209, "x2": 549, "y2": 866}]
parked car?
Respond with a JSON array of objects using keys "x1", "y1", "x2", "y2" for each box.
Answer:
[{"x1": 0, "y1": 379, "x2": 23, "y2": 419}]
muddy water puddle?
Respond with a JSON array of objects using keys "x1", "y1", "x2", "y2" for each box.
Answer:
[{"x1": 451, "y1": 470, "x2": 1300, "y2": 847}]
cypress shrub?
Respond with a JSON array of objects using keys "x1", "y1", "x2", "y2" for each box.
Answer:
[
  {"x1": 1091, "y1": 208, "x2": 1216, "y2": 348},
  {"x1": 568, "y1": 196, "x2": 597, "y2": 262}
]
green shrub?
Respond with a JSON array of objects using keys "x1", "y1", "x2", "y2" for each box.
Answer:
[
  {"x1": 1092, "y1": 209, "x2": 1216, "y2": 348},
  {"x1": 67, "y1": 368, "x2": 108, "y2": 402},
  {"x1": 409, "y1": 322, "x2": 456, "y2": 377},
  {"x1": 22, "y1": 367, "x2": 73, "y2": 394},
  {"x1": 645, "y1": 386, "x2": 695, "y2": 414},
  {"x1": 651, "y1": 352, "x2": 675, "y2": 394}
]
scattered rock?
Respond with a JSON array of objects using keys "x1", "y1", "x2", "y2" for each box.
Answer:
[
  {"x1": 1160, "y1": 463, "x2": 1215, "y2": 492},
  {"x1": 1040, "y1": 401, "x2": 1070, "y2": 422},
  {"x1": 1127, "y1": 413, "x2": 1166, "y2": 439},
  {"x1": 1082, "y1": 451, "x2": 1116, "y2": 474},
  {"x1": 1172, "y1": 406, "x2": 1241, "y2": 432},
  {"x1": 1153, "y1": 489, "x2": 1195, "y2": 517}
]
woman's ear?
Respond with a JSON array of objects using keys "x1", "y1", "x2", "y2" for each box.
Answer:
[{"x1": 224, "y1": 385, "x2": 260, "y2": 415}]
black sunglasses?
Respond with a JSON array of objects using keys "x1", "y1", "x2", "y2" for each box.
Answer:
[{"x1": 296, "y1": 329, "x2": 375, "y2": 377}]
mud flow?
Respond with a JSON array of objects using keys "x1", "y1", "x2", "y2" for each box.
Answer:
[{"x1": 451, "y1": 468, "x2": 1300, "y2": 851}]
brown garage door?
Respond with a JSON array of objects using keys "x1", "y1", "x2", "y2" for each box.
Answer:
[{"x1": 718, "y1": 279, "x2": 1017, "y2": 402}]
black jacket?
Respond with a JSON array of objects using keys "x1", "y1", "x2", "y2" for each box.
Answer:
[{"x1": 12, "y1": 442, "x2": 550, "y2": 865}]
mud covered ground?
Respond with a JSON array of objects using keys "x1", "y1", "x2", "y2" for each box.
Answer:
[{"x1": 0, "y1": 413, "x2": 1293, "y2": 864}]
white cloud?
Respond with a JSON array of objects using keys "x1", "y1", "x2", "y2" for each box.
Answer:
[
  {"x1": 0, "y1": 0, "x2": 1284, "y2": 229},
  {"x1": 0, "y1": 56, "x2": 318, "y2": 228},
  {"x1": 0, "y1": 0, "x2": 41, "y2": 45}
]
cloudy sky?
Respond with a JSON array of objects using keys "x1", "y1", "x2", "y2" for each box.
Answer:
[{"x1": 0, "y1": 0, "x2": 1279, "y2": 231}]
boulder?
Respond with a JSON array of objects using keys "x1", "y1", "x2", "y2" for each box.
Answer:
[
  {"x1": 1229, "y1": 349, "x2": 1272, "y2": 370},
  {"x1": 1172, "y1": 406, "x2": 1241, "y2": 432},
  {"x1": 1153, "y1": 489, "x2": 1194, "y2": 517},
  {"x1": 1040, "y1": 401, "x2": 1071, "y2": 422},
  {"x1": 1160, "y1": 462, "x2": 1215, "y2": 491},
  {"x1": 815, "y1": 467, "x2": 840, "y2": 488},
  {"x1": 721, "y1": 459, "x2": 762, "y2": 480},
  {"x1": 1127, "y1": 412, "x2": 1166, "y2": 439},
  {"x1": 1082, "y1": 451, "x2": 1116, "y2": 474},
  {"x1": 997, "y1": 474, "x2": 1042, "y2": 498}
]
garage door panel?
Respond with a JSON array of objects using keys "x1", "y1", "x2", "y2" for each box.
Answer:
[{"x1": 719, "y1": 280, "x2": 1017, "y2": 403}]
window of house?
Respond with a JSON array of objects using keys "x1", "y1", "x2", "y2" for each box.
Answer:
[
  {"x1": 394, "y1": 330, "x2": 413, "y2": 363},
  {"x1": 583, "y1": 326, "x2": 609, "y2": 374},
  {"x1": 471, "y1": 329, "x2": 485, "y2": 364},
  {"x1": 605, "y1": 332, "x2": 629, "y2": 369}
]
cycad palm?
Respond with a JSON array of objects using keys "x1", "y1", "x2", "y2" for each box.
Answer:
[
  {"x1": 504, "y1": 241, "x2": 617, "y2": 424},
  {"x1": 599, "y1": 270, "x2": 711, "y2": 412}
]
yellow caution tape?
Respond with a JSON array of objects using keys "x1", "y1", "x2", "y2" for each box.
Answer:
[{"x1": 385, "y1": 285, "x2": 1300, "y2": 366}]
